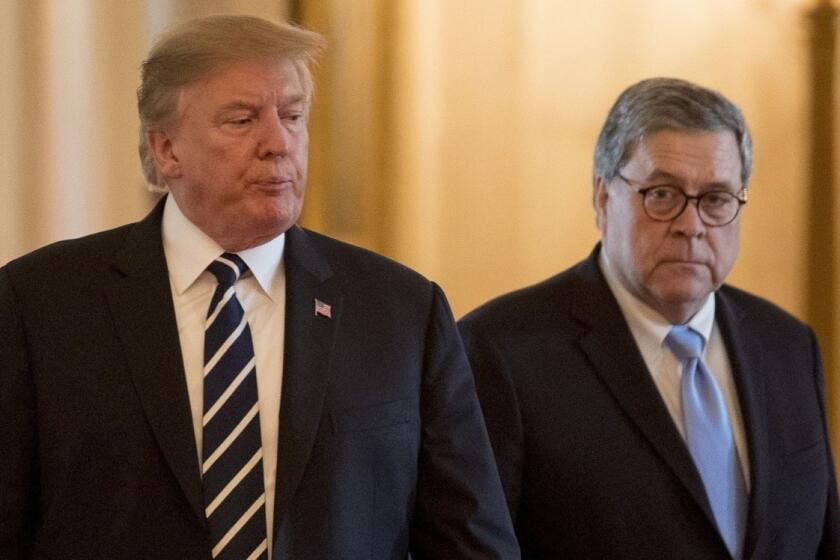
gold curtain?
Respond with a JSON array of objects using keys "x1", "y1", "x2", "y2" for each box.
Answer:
[
  {"x1": 297, "y1": 0, "x2": 839, "y2": 453},
  {"x1": 807, "y1": 0, "x2": 839, "y2": 454},
  {"x1": 0, "y1": 0, "x2": 289, "y2": 264},
  {"x1": 2, "y1": 0, "x2": 838, "y2": 453}
]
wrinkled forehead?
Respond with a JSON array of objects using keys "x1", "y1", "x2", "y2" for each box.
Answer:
[{"x1": 623, "y1": 127, "x2": 742, "y2": 174}]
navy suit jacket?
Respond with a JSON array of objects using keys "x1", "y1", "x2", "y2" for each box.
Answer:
[
  {"x1": 0, "y1": 198, "x2": 518, "y2": 559},
  {"x1": 459, "y1": 246, "x2": 839, "y2": 559}
]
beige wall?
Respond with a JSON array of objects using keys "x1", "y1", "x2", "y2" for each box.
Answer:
[
  {"x1": 1, "y1": 0, "x2": 814, "y2": 319},
  {"x1": 313, "y1": 0, "x2": 811, "y2": 320},
  {"x1": 299, "y1": 0, "x2": 839, "y2": 449},
  {"x1": 2, "y1": 1, "x2": 838, "y2": 440},
  {"x1": 300, "y1": 1, "x2": 813, "y2": 320},
  {"x1": 0, "y1": 0, "x2": 288, "y2": 264}
]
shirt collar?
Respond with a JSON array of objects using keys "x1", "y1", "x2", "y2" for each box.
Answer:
[
  {"x1": 598, "y1": 248, "x2": 715, "y2": 349},
  {"x1": 161, "y1": 195, "x2": 286, "y2": 300}
]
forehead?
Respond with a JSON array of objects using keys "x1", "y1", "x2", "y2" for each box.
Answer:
[
  {"x1": 627, "y1": 129, "x2": 742, "y2": 185},
  {"x1": 179, "y1": 58, "x2": 307, "y2": 112}
]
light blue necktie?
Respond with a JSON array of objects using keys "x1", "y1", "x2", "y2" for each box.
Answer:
[
  {"x1": 202, "y1": 253, "x2": 268, "y2": 560},
  {"x1": 666, "y1": 325, "x2": 747, "y2": 558}
]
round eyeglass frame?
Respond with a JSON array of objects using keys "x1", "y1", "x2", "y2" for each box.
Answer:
[{"x1": 616, "y1": 173, "x2": 747, "y2": 227}]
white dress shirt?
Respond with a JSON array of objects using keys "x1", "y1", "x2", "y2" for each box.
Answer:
[
  {"x1": 162, "y1": 195, "x2": 286, "y2": 556},
  {"x1": 599, "y1": 251, "x2": 750, "y2": 488}
]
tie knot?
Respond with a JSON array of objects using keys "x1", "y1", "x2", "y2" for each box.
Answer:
[
  {"x1": 665, "y1": 325, "x2": 705, "y2": 360},
  {"x1": 207, "y1": 253, "x2": 249, "y2": 286}
]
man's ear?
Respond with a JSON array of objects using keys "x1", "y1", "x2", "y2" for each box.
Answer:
[
  {"x1": 146, "y1": 128, "x2": 182, "y2": 180},
  {"x1": 593, "y1": 176, "x2": 609, "y2": 231}
]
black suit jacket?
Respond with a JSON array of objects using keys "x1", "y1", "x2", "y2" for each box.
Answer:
[
  {"x1": 0, "y1": 199, "x2": 518, "y2": 559},
  {"x1": 458, "y1": 246, "x2": 839, "y2": 559}
]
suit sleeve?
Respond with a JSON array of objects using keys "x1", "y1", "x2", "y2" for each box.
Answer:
[
  {"x1": 0, "y1": 266, "x2": 38, "y2": 559},
  {"x1": 409, "y1": 283, "x2": 520, "y2": 560},
  {"x1": 458, "y1": 315, "x2": 524, "y2": 526},
  {"x1": 810, "y1": 329, "x2": 840, "y2": 559}
]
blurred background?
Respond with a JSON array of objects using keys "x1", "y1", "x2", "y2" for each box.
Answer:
[{"x1": 2, "y1": 0, "x2": 839, "y2": 452}]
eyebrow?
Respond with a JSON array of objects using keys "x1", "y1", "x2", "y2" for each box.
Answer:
[
  {"x1": 645, "y1": 170, "x2": 738, "y2": 191},
  {"x1": 281, "y1": 94, "x2": 306, "y2": 108},
  {"x1": 217, "y1": 101, "x2": 258, "y2": 113},
  {"x1": 217, "y1": 95, "x2": 307, "y2": 113},
  {"x1": 645, "y1": 170, "x2": 681, "y2": 183}
]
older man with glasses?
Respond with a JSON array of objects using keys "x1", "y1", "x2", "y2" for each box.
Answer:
[{"x1": 459, "y1": 77, "x2": 839, "y2": 559}]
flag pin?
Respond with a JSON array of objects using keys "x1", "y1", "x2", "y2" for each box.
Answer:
[{"x1": 314, "y1": 298, "x2": 332, "y2": 319}]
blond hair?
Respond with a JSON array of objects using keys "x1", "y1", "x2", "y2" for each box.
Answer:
[{"x1": 137, "y1": 15, "x2": 325, "y2": 190}]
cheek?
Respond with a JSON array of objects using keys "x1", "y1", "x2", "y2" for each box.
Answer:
[
  {"x1": 293, "y1": 138, "x2": 309, "y2": 176},
  {"x1": 626, "y1": 219, "x2": 662, "y2": 264},
  {"x1": 605, "y1": 224, "x2": 647, "y2": 282},
  {"x1": 711, "y1": 230, "x2": 740, "y2": 280}
]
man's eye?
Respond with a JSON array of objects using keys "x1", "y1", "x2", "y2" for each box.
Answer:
[
  {"x1": 648, "y1": 187, "x2": 678, "y2": 201},
  {"x1": 703, "y1": 192, "x2": 731, "y2": 206},
  {"x1": 223, "y1": 115, "x2": 253, "y2": 126}
]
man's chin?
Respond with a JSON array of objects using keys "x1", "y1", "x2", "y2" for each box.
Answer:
[
  {"x1": 251, "y1": 217, "x2": 295, "y2": 241},
  {"x1": 253, "y1": 200, "x2": 301, "y2": 229},
  {"x1": 656, "y1": 287, "x2": 713, "y2": 315},
  {"x1": 219, "y1": 209, "x2": 299, "y2": 250}
]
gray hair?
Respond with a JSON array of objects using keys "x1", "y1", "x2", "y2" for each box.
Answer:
[
  {"x1": 593, "y1": 77, "x2": 752, "y2": 187},
  {"x1": 137, "y1": 15, "x2": 325, "y2": 191}
]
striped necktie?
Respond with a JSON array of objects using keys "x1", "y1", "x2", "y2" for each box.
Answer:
[
  {"x1": 666, "y1": 325, "x2": 747, "y2": 559},
  {"x1": 202, "y1": 253, "x2": 268, "y2": 560}
]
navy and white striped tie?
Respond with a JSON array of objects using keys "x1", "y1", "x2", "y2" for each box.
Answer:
[{"x1": 202, "y1": 253, "x2": 268, "y2": 560}]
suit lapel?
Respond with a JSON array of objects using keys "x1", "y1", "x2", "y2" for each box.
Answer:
[
  {"x1": 273, "y1": 226, "x2": 343, "y2": 533},
  {"x1": 571, "y1": 248, "x2": 716, "y2": 523},
  {"x1": 104, "y1": 198, "x2": 205, "y2": 522},
  {"x1": 715, "y1": 290, "x2": 768, "y2": 558}
]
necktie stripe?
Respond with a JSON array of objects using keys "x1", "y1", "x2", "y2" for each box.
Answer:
[
  {"x1": 202, "y1": 253, "x2": 267, "y2": 559},
  {"x1": 206, "y1": 469, "x2": 264, "y2": 541},
  {"x1": 204, "y1": 317, "x2": 249, "y2": 376},
  {"x1": 211, "y1": 494, "x2": 266, "y2": 557},
  {"x1": 204, "y1": 328, "x2": 252, "y2": 375},
  {"x1": 204, "y1": 315, "x2": 250, "y2": 369},
  {"x1": 203, "y1": 403, "x2": 259, "y2": 474},
  {"x1": 207, "y1": 286, "x2": 237, "y2": 329},
  {"x1": 203, "y1": 374, "x2": 260, "y2": 456},
  {"x1": 216, "y1": 256, "x2": 243, "y2": 276},
  {"x1": 246, "y1": 541, "x2": 268, "y2": 560},
  {"x1": 206, "y1": 449, "x2": 263, "y2": 516},
  {"x1": 215, "y1": 511, "x2": 268, "y2": 560},
  {"x1": 204, "y1": 357, "x2": 257, "y2": 426},
  {"x1": 202, "y1": 418, "x2": 262, "y2": 499},
  {"x1": 203, "y1": 338, "x2": 257, "y2": 414}
]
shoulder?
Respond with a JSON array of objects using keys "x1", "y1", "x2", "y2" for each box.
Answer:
[
  {"x1": 296, "y1": 227, "x2": 434, "y2": 293},
  {"x1": 459, "y1": 257, "x2": 593, "y2": 336},
  {"x1": 716, "y1": 283, "x2": 820, "y2": 367},
  {"x1": 3, "y1": 224, "x2": 135, "y2": 284},
  {"x1": 717, "y1": 283, "x2": 812, "y2": 338},
  {"x1": 290, "y1": 227, "x2": 454, "y2": 329}
]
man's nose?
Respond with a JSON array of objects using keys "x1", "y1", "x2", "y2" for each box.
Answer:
[
  {"x1": 670, "y1": 197, "x2": 706, "y2": 236},
  {"x1": 258, "y1": 113, "x2": 288, "y2": 158}
]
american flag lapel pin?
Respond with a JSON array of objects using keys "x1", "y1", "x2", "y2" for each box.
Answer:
[{"x1": 314, "y1": 298, "x2": 332, "y2": 319}]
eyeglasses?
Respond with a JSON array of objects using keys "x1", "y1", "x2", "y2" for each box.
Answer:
[{"x1": 616, "y1": 173, "x2": 747, "y2": 227}]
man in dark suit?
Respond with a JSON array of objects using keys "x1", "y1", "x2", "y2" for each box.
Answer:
[
  {"x1": 0, "y1": 15, "x2": 518, "y2": 560},
  {"x1": 459, "y1": 77, "x2": 840, "y2": 558}
]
